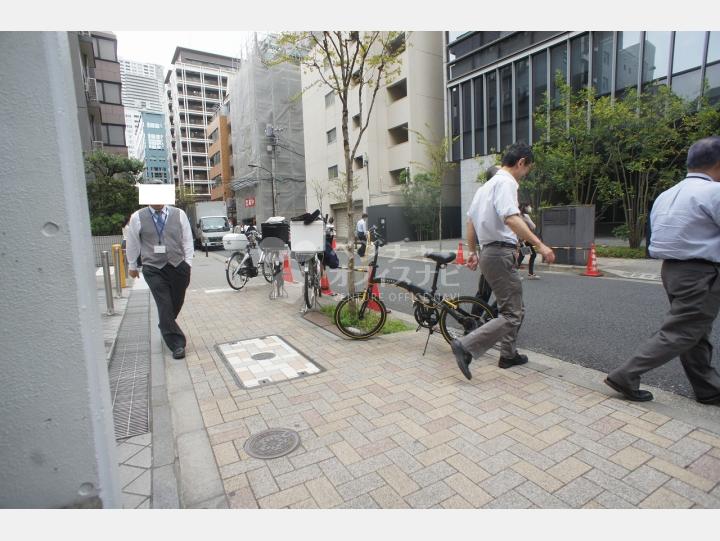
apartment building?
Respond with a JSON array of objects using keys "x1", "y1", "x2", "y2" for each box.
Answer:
[
  {"x1": 301, "y1": 32, "x2": 448, "y2": 242},
  {"x1": 445, "y1": 31, "x2": 720, "y2": 227},
  {"x1": 119, "y1": 58, "x2": 165, "y2": 158},
  {"x1": 165, "y1": 47, "x2": 238, "y2": 198},
  {"x1": 207, "y1": 99, "x2": 236, "y2": 221},
  {"x1": 67, "y1": 31, "x2": 128, "y2": 158}
]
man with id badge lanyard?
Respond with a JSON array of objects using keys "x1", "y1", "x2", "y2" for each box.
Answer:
[{"x1": 126, "y1": 186, "x2": 194, "y2": 359}]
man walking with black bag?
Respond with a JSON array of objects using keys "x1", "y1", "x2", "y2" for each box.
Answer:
[{"x1": 126, "y1": 191, "x2": 194, "y2": 360}]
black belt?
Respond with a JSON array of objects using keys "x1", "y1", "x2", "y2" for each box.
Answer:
[
  {"x1": 666, "y1": 258, "x2": 720, "y2": 267},
  {"x1": 484, "y1": 241, "x2": 518, "y2": 249}
]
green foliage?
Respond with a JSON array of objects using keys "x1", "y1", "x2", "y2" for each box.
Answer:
[
  {"x1": 319, "y1": 303, "x2": 413, "y2": 334},
  {"x1": 85, "y1": 151, "x2": 144, "y2": 235},
  {"x1": 595, "y1": 245, "x2": 646, "y2": 259},
  {"x1": 532, "y1": 78, "x2": 720, "y2": 248},
  {"x1": 611, "y1": 224, "x2": 630, "y2": 241},
  {"x1": 402, "y1": 172, "x2": 441, "y2": 240}
]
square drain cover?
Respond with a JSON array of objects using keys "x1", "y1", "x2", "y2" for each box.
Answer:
[{"x1": 216, "y1": 335, "x2": 324, "y2": 389}]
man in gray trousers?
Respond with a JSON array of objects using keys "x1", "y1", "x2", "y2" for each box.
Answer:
[
  {"x1": 452, "y1": 142, "x2": 555, "y2": 380},
  {"x1": 126, "y1": 196, "x2": 194, "y2": 360},
  {"x1": 605, "y1": 136, "x2": 720, "y2": 404}
]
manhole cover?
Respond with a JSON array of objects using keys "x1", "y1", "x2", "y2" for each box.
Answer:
[
  {"x1": 244, "y1": 428, "x2": 300, "y2": 459},
  {"x1": 251, "y1": 352, "x2": 276, "y2": 360}
]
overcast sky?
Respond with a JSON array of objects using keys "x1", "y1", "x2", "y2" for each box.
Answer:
[{"x1": 114, "y1": 31, "x2": 266, "y2": 69}]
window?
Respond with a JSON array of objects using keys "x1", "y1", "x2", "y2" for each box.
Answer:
[
  {"x1": 461, "y1": 80, "x2": 472, "y2": 158},
  {"x1": 515, "y1": 59, "x2": 530, "y2": 143},
  {"x1": 671, "y1": 31, "x2": 705, "y2": 102},
  {"x1": 486, "y1": 70, "x2": 498, "y2": 153},
  {"x1": 101, "y1": 124, "x2": 125, "y2": 147},
  {"x1": 473, "y1": 76, "x2": 484, "y2": 156},
  {"x1": 499, "y1": 65, "x2": 513, "y2": 150},
  {"x1": 147, "y1": 134, "x2": 164, "y2": 150},
  {"x1": 97, "y1": 81, "x2": 121, "y2": 104},
  {"x1": 326, "y1": 128, "x2": 337, "y2": 144},
  {"x1": 146, "y1": 121, "x2": 162, "y2": 129},
  {"x1": 208, "y1": 128, "x2": 219, "y2": 142},
  {"x1": 387, "y1": 78, "x2": 407, "y2": 102},
  {"x1": 93, "y1": 37, "x2": 117, "y2": 61},
  {"x1": 328, "y1": 165, "x2": 339, "y2": 179},
  {"x1": 209, "y1": 151, "x2": 221, "y2": 167},
  {"x1": 531, "y1": 50, "x2": 548, "y2": 142},
  {"x1": 707, "y1": 31, "x2": 720, "y2": 64},
  {"x1": 616, "y1": 31, "x2": 642, "y2": 95},
  {"x1": 450, "y1": 86, "x2": 460, "y2": 159},
  {"x1": 550, "y1": 42, "x2": 568, "y2": 105},
  {"x1": 325, "y1": 91, "x2": 335, "y2": 107},
  {"x1": 570, "y1": 34, "x2": 589, "y2": 91},
  {"x1": 643, "y1": 31, "x2": 671, "y2": 86},
  {"x1": 388, "y1": 123, "x2": 409, "y2": 145}
]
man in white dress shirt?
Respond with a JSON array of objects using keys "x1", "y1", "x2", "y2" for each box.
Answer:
[
  {"x1": 452, "y1": 142, "x2": 555, "y2": 380},
  {"x1": 606, "y1": 136, "x2": 720, "y2": 403},
  {"x1": 125, "y1": 196, "x2": 194, "y2": 360}
]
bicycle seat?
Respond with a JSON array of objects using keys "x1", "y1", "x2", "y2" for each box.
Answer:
[{"x1": 424, "y1": 251, "x2": 456, "y2": 265}]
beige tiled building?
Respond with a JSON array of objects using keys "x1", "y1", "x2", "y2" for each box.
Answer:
[{"x1": 301, "y1": 32, "x2": 453, "y2": 242}]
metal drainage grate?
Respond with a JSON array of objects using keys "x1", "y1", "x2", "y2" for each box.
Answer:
[
  {"x1": 244, "y1": 428, "x2": 301, "y2": 459},
  {"x1": 108, "y1": 289, "x2": 151, "y2": 440}
]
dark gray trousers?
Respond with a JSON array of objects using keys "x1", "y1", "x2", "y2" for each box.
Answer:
[
  {"x1": 458, "y1": 245, "x2": 524, "y2": 359},
  {"x1": 608, "y1": 259, "x2": 720, "y2": 401},
  {"x1": 143, "y1": 261, "x2": 191, "y2": 351}
]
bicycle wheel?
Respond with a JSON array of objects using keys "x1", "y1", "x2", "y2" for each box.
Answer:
[
  {"x1": 261, "y1": 251, "x2": 278, "y2": 283},
  {"x1": 226, "y1": 252, "x2": 249, "y2": 290},
  {"x1": 438, "y1": 296, "x2": 495, "y2": 344},
  {"x1": 334, "y1": 291, "x2": 387, "y2": 339},
  {"x1": 304, "y1": 259, "x2": 317, "y2": 309}
]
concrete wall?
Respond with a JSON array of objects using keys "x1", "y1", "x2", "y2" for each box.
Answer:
[{"x1": 0, "y1": 31, "x2": 120, "y2": 508}]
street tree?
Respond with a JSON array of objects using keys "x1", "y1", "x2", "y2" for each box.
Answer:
[
  {"x1": 85, "y1": 151, "x2": 144, "y2": 235},
  {"x1": 274, "y1": 31, "x2": 405, "y2": 294},
  {"x1": 401, "y1": 171, "x2": 439, "y2": 241}
]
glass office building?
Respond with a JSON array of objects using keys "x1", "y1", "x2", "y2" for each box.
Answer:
[{"x1": 447, "y1": 31, "x2": 720, "y2": 162}]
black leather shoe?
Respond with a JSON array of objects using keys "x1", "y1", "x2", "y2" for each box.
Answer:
[
  {"x1": 451, "y1": 339, "x2": 472, "y2": 380},
  {"x1": 604, "y1": 377, "x2": 653, "y2": 402},
  {"x1": 172, "y1": 347, "x2": 186, "y2": 359},
  {"x1": 498, "y1": 352, "x2": 528, "y2": 369},
  {"x1": 697, "y1": 394, "x2": 720, "y2": 405}
]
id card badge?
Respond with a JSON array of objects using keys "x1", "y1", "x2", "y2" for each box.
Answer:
[{"x1": 154, "y1": 245, "x2": 167, "y2": 254}]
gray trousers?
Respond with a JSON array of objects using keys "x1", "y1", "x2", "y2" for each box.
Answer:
[
  {"x1": 458, "y1": 245, "x2": 525, "y2": 359},
  {"x1": 608, "y1": 259, "x2": 720, "y2": 401}
]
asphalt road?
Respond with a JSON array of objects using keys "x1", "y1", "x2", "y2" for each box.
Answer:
[{"x1": 212, "y1": 246, "x2": 719, "y2": 399}]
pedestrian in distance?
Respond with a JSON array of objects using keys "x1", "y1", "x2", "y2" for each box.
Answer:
[
  {"x1": 605, "y1": 136, "x2": 720, "y2": 404},
  {"x1": 125, "y1": 194, "x2": 194, "y2": 360},
  {"x1": 517, "y1": 202, "x2": 540, "y2": 279},
  {"x1": 356, "y1": 212, "x2": 368, "y2": 257},
  {"x1": 452, "y1": 142, "x2": 555, "y2": 380}
]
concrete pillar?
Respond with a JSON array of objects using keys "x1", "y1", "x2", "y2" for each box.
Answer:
[{"x1": 0, "y1": 32, "x2": 120, "y2": 508}]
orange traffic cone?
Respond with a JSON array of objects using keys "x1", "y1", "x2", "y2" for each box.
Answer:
[
  {"x1": 368, "y1": 282, "x2": 383, "y2": 312},
  {"x1": 582, "y1": 243, "x2": 603, "y2": 277},
  {"x1": 282, "y1": 252, "x2": 296, "y2": 283},
  {"x1": 320, "y1": 270, "x2": 336, "y2": 296},
  {"x1": 456, "y1": 242, "x2": 465, "y2": 265}
]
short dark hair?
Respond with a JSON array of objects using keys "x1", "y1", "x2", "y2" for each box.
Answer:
[
  {"x1": 501, "y1": 141, "x2": 534, "y2": 167},
  {"x1": 362, "y1": 213, "x2": 368, "y2": 218},
  {"x1": 687, "y1": 136, "x2": 720, "y2": 170},
  {"x1": 486, "y1": 165, "x2": 500, "y2": 180}
]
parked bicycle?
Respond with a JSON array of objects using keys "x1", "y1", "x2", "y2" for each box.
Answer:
[
  {"x1": 297, "y1": 251, "x2": 323, "y2": 310},
  {"x1": 225, "y1": 230, "x2": 280, "y2": 290},
  {"x1": 333, "y1": 226, "x2": 496, "y2": 347}
]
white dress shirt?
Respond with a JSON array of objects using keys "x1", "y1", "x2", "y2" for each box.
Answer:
[
  {"x1": 356, "y1": 218, "x2": 367, "y2": 235},
  {"x1": 466, "y1": 169, "x2": 521, "y2": 247},
  {"x1": 649, "y1": 173, "x2": 720, "y2": 262},
  {"x1": 125, "y1": 206, "x2": 194, "y2": 271}
]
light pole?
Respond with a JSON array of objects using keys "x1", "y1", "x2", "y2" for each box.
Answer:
[{"x1": 248, "y1": 163, "x2": 276, "y2": 217}]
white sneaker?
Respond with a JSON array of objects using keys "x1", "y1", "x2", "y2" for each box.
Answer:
[{"x1": 528, "y1": 274, "x2": 540, "y2": 280}]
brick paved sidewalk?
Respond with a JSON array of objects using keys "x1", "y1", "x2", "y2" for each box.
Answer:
[{"x1": 167, "y1": 255, "x2": 720, "y2": 509}]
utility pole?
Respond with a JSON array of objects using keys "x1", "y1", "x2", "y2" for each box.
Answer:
[{"x1": 266, "y1": 124, "x2": 279, "y2": 216}]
